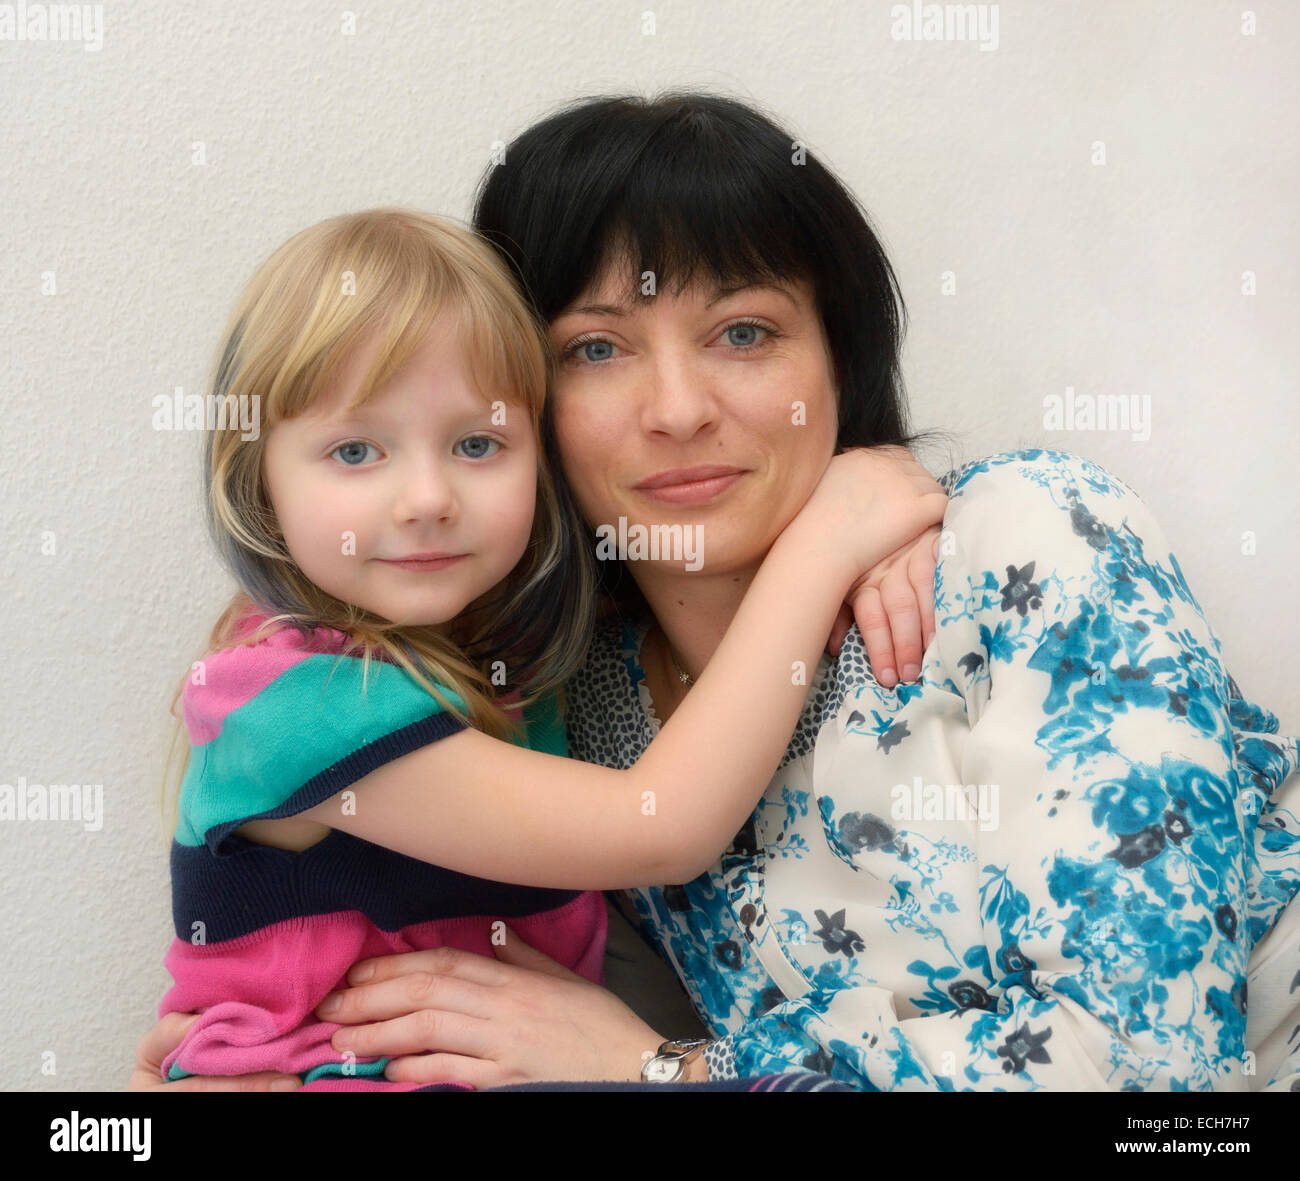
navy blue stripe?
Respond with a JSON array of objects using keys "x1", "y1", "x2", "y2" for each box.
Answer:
[
  {"x1": 203, "y1": 710, "x2": 468, "y2": 856},
  {"x1": 171, "y1": 830, "x2": 585, "y2": 942}
]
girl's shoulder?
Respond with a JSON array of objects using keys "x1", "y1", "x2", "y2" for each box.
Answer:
[
  {"x1": 177, "y1": 610, "x2": 365, "y2": 746},
  {"x1": 223, "y1": 608, "x2": 353, "y2": 656}
]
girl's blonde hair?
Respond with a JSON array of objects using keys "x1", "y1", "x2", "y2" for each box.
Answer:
[{"x1": 162, "y1": 208, "x2": 597, "y2": 833}]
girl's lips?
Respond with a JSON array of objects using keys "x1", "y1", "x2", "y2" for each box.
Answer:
[
  {"x1": 378, "y1": 555, "x2": 468, "y2": 571},
  {"x1": 635, "y1": 469, "x2": 747, "y2": 506}
]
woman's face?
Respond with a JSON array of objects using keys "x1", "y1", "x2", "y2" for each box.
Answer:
[{"x1": 547, "y1": 267, "x2": 839, "y2": 578}]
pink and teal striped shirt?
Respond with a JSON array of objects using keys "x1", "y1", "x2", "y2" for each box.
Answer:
[{"x1": 159, "y1": 610, "x2": 606, "y2": 1090}]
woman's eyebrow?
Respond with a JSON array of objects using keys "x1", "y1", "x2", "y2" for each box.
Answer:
[
  {"x1": 561, "y1": 282, "x2": 798, "y2": 318},
  {"x1": 563, "y1": 299, "x2": 627, "y2": 317},
  {"x1": 706, "y1": 283, "x2": 799, "y2": 309}
]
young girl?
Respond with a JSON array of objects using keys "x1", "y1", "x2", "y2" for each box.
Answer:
[{"x1": 158, "y1": 208, "x2": 947, "y2": 1090}]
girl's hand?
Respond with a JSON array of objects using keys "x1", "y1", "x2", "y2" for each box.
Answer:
[
  {"x1": 792, "y1": 445, "x2": 947, "y2": 575},
  {"x1": 828, "y1": 524, "x2": 941, "y2": 688},
  {"x1": 793, "y1": 446, "x2": 947, "y2": 684},
  {"x1": 127, "y1": 1012, "x2": 302, "y2": 1092},
  {"x1": 315, "y1": 932, "x2": 675, "y2": 1087}
]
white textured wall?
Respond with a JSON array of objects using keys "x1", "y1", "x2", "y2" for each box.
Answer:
[{"x1": 1, "y1": 1, "x2": 1294, "y2": 1091}]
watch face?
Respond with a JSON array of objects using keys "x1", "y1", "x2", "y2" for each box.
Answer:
[{"x1": 643, "y1": 1057, "x2": 679, "y2": 1084}]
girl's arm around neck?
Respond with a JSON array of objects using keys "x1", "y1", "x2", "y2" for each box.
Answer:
[{"x1": 299, "y1": 449, "x2": 947, "y2": 891}]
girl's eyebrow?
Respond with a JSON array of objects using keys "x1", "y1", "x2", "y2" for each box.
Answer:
[
  {"x1": 307, "y1": 400, "x2": 507, "y2": 432},
  {"x1": 307, "y1": 406, "x2": 383, "y2": 429}
]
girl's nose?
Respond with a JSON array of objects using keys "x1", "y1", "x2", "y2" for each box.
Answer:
[{"x1": 393, "y1": 458, "x2": 458, "y2": 524}]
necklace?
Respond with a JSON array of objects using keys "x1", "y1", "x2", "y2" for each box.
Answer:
[{"x1": 660, "y1": 628, "x2": 695, "y2": 687}]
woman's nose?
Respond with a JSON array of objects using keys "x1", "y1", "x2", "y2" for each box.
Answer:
[
  {"x1": 392, "y1": 457, "x2": 458, "y2": 524},
  {"x1": 639, "y1": 349, "x2": 719, "y2": 440}
]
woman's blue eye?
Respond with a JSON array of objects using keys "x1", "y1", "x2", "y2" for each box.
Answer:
[
  {"x1": 563, "y1": 321, "x2": 773, "y2": 365},
  {"x1": 332, "y1": 440, "x2": 379, "y2": 466},
  {"x1": 455, "y1": 436, "x2": 499, "y2": 459},
  {"x1": 725, "y1": 323, "x2": 760, "y2": 346},
  {"x1": 568, "y1": 338, "x2": 616, "y2": 364}
]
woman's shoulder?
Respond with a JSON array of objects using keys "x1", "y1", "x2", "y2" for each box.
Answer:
[{"x1": 937, "y1": 447, "x2": 1143, "y2": 502}]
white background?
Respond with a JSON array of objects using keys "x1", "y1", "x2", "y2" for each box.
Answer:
[{"x1": 0, "y1": 0, "x2": 1295, "y2": 1090}]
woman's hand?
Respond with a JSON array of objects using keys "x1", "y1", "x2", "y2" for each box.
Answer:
[
  {"x1": 127, "y1": 1012, "x2": 302, "y2": 1091},
  {"x1": 828, "y1": 525, "x2": 941, "y2": 687},
  {"x1": 316, "y1": 929, "x2": 677, "y2": 1087}
]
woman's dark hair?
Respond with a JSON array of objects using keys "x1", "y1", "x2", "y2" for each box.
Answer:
[
  {"x1": 472, "y1": 90, "x2": 955, "y2": 614},
  {"x1": 474, "y1": 91, "x2": 954, "y2": 449}
]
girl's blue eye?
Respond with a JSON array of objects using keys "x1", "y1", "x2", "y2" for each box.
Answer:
[
  {"x1": 332, "y1": 440, "x2": 379, "y2": 466},
  {"x1": 455, "y1": 436, "x2": 499, "y2": 460}
]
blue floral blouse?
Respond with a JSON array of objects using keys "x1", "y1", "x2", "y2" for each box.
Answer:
[{"x1": 564, "y1": 449, "x2": 1300, "y2": 1091}]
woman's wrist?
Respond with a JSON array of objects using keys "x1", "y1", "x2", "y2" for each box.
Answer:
[{"x1": 635, "y1": 1036, "x2": 714, "y2": 1083}]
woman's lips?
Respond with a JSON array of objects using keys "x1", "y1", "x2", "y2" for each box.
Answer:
[
  {"x1": 634, "y1": 467, "x2": 747, "y2": 506},
  {"x1": 377, "y1": 554, "x2": 468, "y2": 572}
]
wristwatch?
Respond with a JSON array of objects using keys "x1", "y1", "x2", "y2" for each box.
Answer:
[{"x1": 640, "y1": 1037, "x2": 712, "y2": 1083}]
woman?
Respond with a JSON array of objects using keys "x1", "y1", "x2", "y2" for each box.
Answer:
[{"x1": 132, "y1": 92, "x2": 1299, "y2": 1091}]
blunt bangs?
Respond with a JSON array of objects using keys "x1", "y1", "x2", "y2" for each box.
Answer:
[
  {"x1": 475, "y1": 91, "x2": 957, "y2": 456},
  {"x1": 477, "y1": 94, "x2": 835, "y2": 320}
]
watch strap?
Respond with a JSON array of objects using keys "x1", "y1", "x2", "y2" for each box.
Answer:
[{"x1": 641, "y1": 1037, "x2": 712, "y2": 1083}]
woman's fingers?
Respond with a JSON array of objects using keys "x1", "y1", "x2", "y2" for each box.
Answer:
[
  {"x1": 319, "y1": 968, "x2": 499, "y2": 1027},
  {"x1": 331, "y1": 1007, "x2": 495, "y2": 1061},
  {"x1": 383, "y1": 1052, "x2": 503, "y2": 1089},
  {"x1": 344, "y1": 945, "x2": 511, "y2": 989},
  {"x1": 490, "y1": 925, "x2": 587, "y2": 982}
]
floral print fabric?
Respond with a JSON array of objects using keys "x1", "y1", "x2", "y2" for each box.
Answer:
[{"x1": 565, "y1": 449, "x2": 1300, "y2": 1091}]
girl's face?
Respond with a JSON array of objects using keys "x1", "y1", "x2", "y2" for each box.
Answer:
[
  {"x1": 547, "y1": 269, "x2": 838, "y2": 577},
  {"x1": 263, "y1": 318, "x2": 538, "y2": 627}
]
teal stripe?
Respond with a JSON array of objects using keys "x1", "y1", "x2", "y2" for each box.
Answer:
[
  {"x1": 302, "y1": 1057, "x2": 389, "y2": 1083},
  {"x1": 519, "y1": 688, "x2": 566, "y2": 757},
  {"x1": 176, "y1": 654, "x2": 465, "y2": 848},
  {"x1": 168, "y1": 1057, "x2": 391, "y2": 1083}
]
